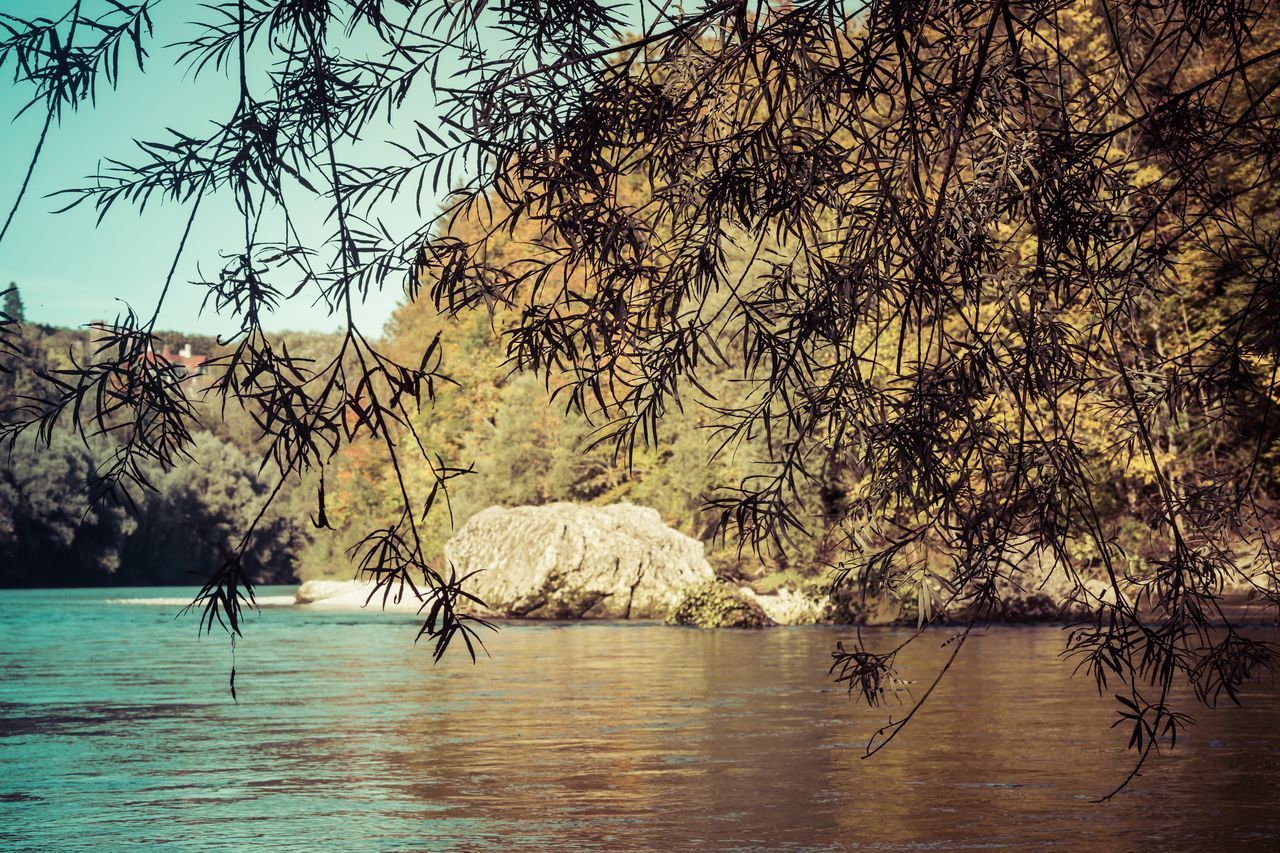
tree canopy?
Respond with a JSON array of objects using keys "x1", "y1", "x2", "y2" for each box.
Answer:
[
  {"x1": 2, "y1": 0, "x2": 1280, "y2": 795},
  {"x1": 3, "y1": 284, "x2": 23, "y2": 324}
]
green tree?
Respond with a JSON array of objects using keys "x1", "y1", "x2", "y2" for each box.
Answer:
[
  {"x1": 2, "y1": 283, "x2": 21, "y2": 323},
  {"x1": 123, "y1": 432, "x2": 307, "y2": 585},
  {"x1": 0, "y1": 433, "x2": 136, "y2": 585}
]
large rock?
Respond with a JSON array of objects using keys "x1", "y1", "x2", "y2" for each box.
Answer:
[{"x1": 443, "y1": 502, "x2": 715, "y2": 619}]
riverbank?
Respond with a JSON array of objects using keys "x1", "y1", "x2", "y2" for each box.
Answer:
[{"x1": 290, "y1": 577, "x2": 1278, "y2": 627}]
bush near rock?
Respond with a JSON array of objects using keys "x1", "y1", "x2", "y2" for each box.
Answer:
[
  {"x1": 668, "y1": 580, "x2": 774, "y2": 628},
  {"x1": 728, "y1": 561, "x2": 1103, "y2": 626},
  {"x1": 802, "y1": 548, "x2": 1117, "y2": 626}
]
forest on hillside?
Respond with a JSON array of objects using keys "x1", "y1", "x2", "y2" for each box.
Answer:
[
  {"x1": 0, "y1": 282, "x2": 819, "y2": 590},
  {"x1": 6, "y1": 138, "x2": 1280, "y2": 597}
]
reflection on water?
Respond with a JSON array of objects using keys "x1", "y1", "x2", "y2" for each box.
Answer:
[{"x1": 1, "y1": 587, "x2": 1278, "y2": 850}]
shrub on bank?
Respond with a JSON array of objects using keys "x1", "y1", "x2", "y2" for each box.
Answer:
[{"x1": 668, "y1": 580, "x2": 773, "y2": 629}]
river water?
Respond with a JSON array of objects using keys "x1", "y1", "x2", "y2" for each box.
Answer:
[{"x1": 1, "y1": 587, "x2": 1278, "y2": 850}]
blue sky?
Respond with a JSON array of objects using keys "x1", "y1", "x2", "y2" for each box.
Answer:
[{"x1": 0, "y1": 1, "x2": 438, "y2": 335}]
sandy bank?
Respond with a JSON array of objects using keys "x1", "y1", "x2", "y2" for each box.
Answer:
[{"x1": 293, "y1": 579, "x2": 441, "y2": 614}]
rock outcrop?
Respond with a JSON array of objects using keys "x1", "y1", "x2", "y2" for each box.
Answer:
[
  {"x1": 297, "y1": 518, "x2": 1173, "y2": 628},
  {"x1": 740, "y1": 586, "x2": 828, "y2": 625},
  {"x1": 443, "y1": 502, "x2": 715, "y2": 619}
]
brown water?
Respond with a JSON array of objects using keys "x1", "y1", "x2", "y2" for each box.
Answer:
[{"x1": 2, "y1": 587, "x2": 1278, "y2": 849}]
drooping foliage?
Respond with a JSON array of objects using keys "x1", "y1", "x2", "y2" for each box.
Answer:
[{"x1": 2, "y1": 0, "x2": 1280, "y2": 793}]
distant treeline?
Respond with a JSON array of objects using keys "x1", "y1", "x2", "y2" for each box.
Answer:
[
  {"x1": 6, "y1": 171, "x2": 1280, "y2": 591},
  {"x1": 0, "y1": 299, "x2": 840, "y2": 589}
]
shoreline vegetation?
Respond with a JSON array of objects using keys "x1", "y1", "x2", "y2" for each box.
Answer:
[
  {"x1": 95, "y1": 578, "x2": 1272, "y2": 629},
  {"x1": 292, "y1": 579, "x2": 1276, "y2": 627},
  {"x1": 3, "y1": 321, "x2": 1275, "y2": 630}
]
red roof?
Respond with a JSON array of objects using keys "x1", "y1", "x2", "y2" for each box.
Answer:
[{"x1": 140, "y1": 344, "x2": 208, "y2": 373}]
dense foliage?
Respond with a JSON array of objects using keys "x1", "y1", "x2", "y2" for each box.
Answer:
[
  {"x1": 3, "y1": 0, "x2": 1280, "y2": 795},
  {"x1": 0, "y1": 321, "x2": 327, "y2": 586}
]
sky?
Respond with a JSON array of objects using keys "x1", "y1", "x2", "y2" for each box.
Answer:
[{"x1": 0, "y1": 1, "x2": 441, "y2": 336}]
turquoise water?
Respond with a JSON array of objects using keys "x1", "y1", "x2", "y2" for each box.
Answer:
[{"x1": 2, "y1": 587, "x2": 1279, "y2": 850}]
